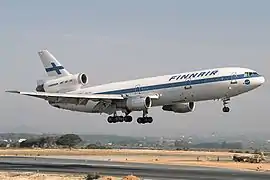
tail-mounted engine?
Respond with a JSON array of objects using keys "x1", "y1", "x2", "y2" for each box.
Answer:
[{"x1": 36, "y1": 73, "x2": 88, "y2": 93}]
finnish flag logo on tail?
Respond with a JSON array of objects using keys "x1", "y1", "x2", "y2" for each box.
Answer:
[
  {"x1": 38, "y1": 50, "x2": 71, "y2": 77},
  {"x1": 45, "y1": 62, "x2": 64, "y2": 75}
]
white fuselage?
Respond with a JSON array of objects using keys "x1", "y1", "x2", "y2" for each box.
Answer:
[{"x1": 54, "y1": 67, "x2": 265, "y2": 113}]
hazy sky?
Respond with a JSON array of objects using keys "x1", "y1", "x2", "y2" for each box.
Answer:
[{"x1": 1, "y1": 0, "x2": 270, "y2": 137}]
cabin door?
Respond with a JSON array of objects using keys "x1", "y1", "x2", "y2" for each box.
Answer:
[
  {"x1": 184, "y1": 78, "x2": 192, "y2": 90},
  {"x1": 183, "y1": 78, "x2": 194, "y2": 101},
  {"x1": 230, "y1": 72, "x2": 238, "y2": 85},
  {"x1": 227, "y1": 72, "x2": 238, "y2": 96},
  {"x1": 135, "y1": 84, "x2": 141, "y2": 94}
]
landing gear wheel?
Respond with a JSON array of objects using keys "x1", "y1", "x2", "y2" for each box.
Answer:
[
  {"x1": 137, "y1": 117, "x2": 143, "y2": 124},
  {"x1": 137, "y1": 117, "x2": 153, "y2": 124},
  {"x1": 222, "y1": 106, "x2": 230, "y2": 112},
  {"x1": 107, "y1": 116, "x2": 113, "y2": 123},
  {"x1": 108, "y1": 115, "x2": 133, "y2": 123},
  {"x1": 124, "y1": 116, "x2": 133, "y2": 122},
  {"x1": 147, "y1": 117, "x2": 153, "y2": 123},
  {"x1": 108, "y1": 116, "x2": 117, "y2": 123},
  {"x1": 118, "y1": 116, "x2": 124, "y2": 122}
]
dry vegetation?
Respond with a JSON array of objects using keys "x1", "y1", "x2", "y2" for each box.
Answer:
[
  {"x1": 0, "y1": 172, "x2": 141, "y2": 180},
  {"x1": 0, "y1": 171, "x2": 85, "y2": 180},
  {"x1": 101, "y1": 175, "x2": 139, "y2": 180}
]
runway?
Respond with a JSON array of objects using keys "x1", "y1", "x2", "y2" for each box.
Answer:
[{"x1": 0, "y1": 156, "x2": 269, "y2": 180}]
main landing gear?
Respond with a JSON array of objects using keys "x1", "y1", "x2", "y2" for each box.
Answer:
[
  {"x1": 137, "y1": 110, "x2": 153, "y2": 124},
  {"x1": 107, "y1": 110, "x2": 154, "y2": 124},
  {"x1": 137, "y1": 117, "x2": 153, "y2": 124},
  {"x1": 107, "y1": 115, "x2": 132, "y2": 123},
  {"x1": 222, "y1": 98, "x2": 230, "y2": 112}
]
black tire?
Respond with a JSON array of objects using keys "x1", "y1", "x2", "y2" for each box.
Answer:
[
  {"x1": 124, "y1": 116, "x2": 133, "y2": 122},
  {"x1": 147, "y1": 117, "x2": 153, "y2": 123},
  {"x1": 223, "y1": 107, "x2": 230, "y2": 112},
  {"x1": 118, "y1": 116, "x2": 124, "y2": 122},
  {"x1": 137, "y1": 117, "x2": 142, "y2": 124},
  {"x1": 107, "y1": 116, "x2": 113, "y2": 123}
]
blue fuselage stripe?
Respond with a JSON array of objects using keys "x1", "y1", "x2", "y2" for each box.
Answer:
[{"x1": 96, "y1": 74, "x2": 260, "y2": 95}]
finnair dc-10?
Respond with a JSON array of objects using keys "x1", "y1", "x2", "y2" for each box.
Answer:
[{"x1": 7, "y1": 50, "x2": 265, "y2": 124}]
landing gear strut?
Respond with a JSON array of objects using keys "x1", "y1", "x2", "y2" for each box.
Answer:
[
  {"x1": 222, "y1": 98, "x2": 230, "y2": 112},
  {"x1": 137, "y1": 110, "x2": 153, "y2": 124}
]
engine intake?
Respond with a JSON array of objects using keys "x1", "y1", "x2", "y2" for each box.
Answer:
[
  {"x1": 162, "y1": 102, "x2": 195, "y2": 113},
  {"x1": 78, "y1": 73, "x2": 88, "y2": 85}
]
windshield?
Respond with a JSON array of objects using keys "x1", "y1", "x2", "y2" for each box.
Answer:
[{"x1": 244, "y1": 72, "x2": 259, "y2": 77}]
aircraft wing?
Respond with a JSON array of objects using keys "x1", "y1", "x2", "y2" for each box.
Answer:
[
  {"x1": 6, "y1": 90, "x2": 160, "y2": 106},
  {"x1": 6, "y1": 91, "x2": 124, "y2": 104}
]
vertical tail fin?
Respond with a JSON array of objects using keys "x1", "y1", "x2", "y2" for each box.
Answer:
[{"x1": 38, "y1": 50, "x2": 71, "y2": 77}]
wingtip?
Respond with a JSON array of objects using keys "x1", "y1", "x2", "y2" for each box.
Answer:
[{"x1": 5, "y1": 90, "x2": 20, "y2": 94}]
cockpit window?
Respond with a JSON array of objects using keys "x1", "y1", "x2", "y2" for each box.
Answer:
[{"x1": 244, "y1": 72, "x2": 259, "y2": 77}]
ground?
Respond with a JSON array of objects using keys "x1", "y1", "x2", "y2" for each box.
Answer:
[{"x1": 0, "y1": 149, "x2": 269, "y2": 172}]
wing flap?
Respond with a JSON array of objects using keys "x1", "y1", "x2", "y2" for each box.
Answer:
[{"x1": 92, "y1": 100, "x2": 112, "y2": 113}]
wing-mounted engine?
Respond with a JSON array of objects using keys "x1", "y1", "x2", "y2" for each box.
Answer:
[
  {"x1": 117, "y1": 96, "x2": 152, "y2": 111},
  {"x1": 162, "y1": 102, "x2": 195, "y2": 113},
  {"x1": 36, "y1": 73, "x2": 88, "y2": 93}
]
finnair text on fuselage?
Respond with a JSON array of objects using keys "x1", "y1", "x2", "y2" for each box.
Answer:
[{"x1": 169, "y1": 70, "x2": 219, "y2": 81}]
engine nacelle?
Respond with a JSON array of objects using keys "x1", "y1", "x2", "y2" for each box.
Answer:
[
  {"x1": 36, "y1": 73, "x2": 88, "y2": 93},
  {"x1": 126, "y1": 96, "x2": 152, "y2": 111},
  {"x1": 162, "y1": 102, "x2": 195, "y2": 113}
]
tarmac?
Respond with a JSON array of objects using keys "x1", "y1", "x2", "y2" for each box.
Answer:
[{"x1": 0, "y1": 156, "x2": 270, "y2": 180}]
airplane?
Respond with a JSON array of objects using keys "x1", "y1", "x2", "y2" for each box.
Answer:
[{"x1": 6, "y1": 50, "x2": 265, "y2": 124}]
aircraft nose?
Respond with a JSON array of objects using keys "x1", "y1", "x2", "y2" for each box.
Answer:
[
  {"x1": 255, "y1": 76, "x2": 265, "y2": 87},
  {"x1": 259, "y1": 76, "x2": 265, "y2": 85}
]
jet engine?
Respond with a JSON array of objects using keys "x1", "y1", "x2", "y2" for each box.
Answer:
[
  {"x1": 125, "y1": 96, "x2": 152, "y2": 111},
  {"x1": 162, "y1": 102, "x2": 195, "y2": 113},
  {"x1": 36, "y1": 73, "x2": 88, "y2": 93}
]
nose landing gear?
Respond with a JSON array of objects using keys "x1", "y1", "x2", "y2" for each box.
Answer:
[{"x1": 222, "y1": 98, "x2": 230, "y2": 112}]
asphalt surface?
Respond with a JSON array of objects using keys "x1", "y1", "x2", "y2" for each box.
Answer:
[{"x1": 0, "y1": 156, "x2": 269, "y2": 180}]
